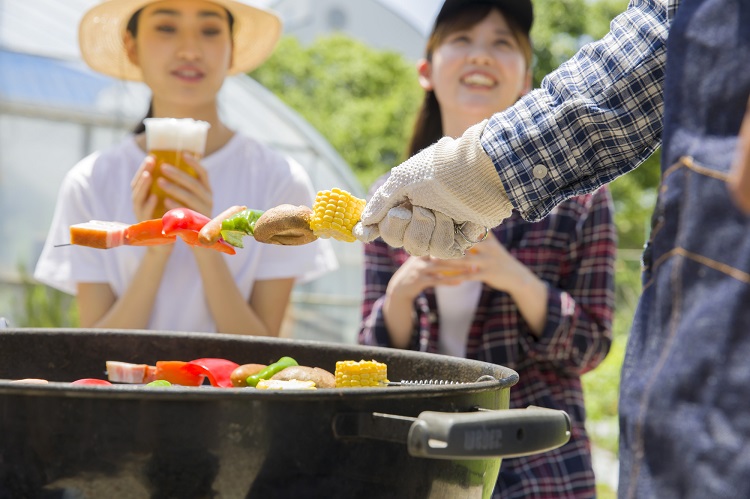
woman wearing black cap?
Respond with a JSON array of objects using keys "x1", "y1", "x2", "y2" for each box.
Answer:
[
  {"x1": 359, "y1": 1, "x2": 616, "y2": 497},
  {"x1": 358, "y1": 0, "x2": 750, "y2": 496}
]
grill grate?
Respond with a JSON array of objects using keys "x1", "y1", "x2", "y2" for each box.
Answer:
[
  {"x1": 389, "y1": 375, "x2": 497, "y2": 386},
  {"x1": 389, "y1": 380, "x2": 463, "y2": 386}
]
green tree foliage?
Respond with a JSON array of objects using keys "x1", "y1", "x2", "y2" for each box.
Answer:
[
  {"x1": 528, "y1": 0, "x2": 590, "y2": 86},
  {"x1": 14, "y1": 264, "x2": 78, "y2": 328},
  {"x1": 251, "y1": 36, "x2": 423, "y2": 190},
  {"x1": 610, "y1": 155, "x2": 661, "y2": 249}
]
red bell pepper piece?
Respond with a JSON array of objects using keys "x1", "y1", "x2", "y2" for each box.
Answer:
[
  {"x1": 162, "y1": 208, "x2": 210, "y2": 234},
  {"x1": 154, "y1": 360, "x2": 206, "y2": 386},
  {"x1": 188, "y1": 358, "x2": 240, "y2": 388},
  {"x1": 71, "y1": 378, "x2": 113, "y2": 386},
  {"x1": 125, "y1": 219, "x2": 176, "y2": 246},
  {"x1": 161, "y1": 208, "x2": 236, "y2": 255}
]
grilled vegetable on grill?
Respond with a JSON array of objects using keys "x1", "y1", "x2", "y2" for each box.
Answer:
[
  {"x1": 270, "y1": 365, "x2": 336, "y2": 388},
  {"x1": 149, "y1": 359, "x2": 240, "y2": 388},
  {"x1": 334, "y1": 360, "x2": 389, "y2": 388},
  {"x1": 10, "y1": 379, "x2": 49, "y2": 384},
  {"x1": 154, "y1": 361, "x2": 206, "y2": 386},
  {"x1": 146, "y1": 380, "x2": 172, "y2": 387},
  {"x1": 245, "y1": 356, "x2": 299, "y2": 387},
  {"x1": 71, "y1": 378, "x2": 113, "y2": 386},
  {"x1": 188, "y1": 358, "x2": 240, "y2": 388},
  {"x1": 16, "y1": 356, "x2": 393, "y2": 390},
  {"x1": 230, "y1": 363, "x2": 268, "y2": 387}
]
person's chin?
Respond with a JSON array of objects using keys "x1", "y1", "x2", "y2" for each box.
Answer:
[{"x1": 457, "y1": 99, "x2": 504, "y2": 118}]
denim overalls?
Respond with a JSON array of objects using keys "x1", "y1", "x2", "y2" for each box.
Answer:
[{"x1": 618, "y1": 0, "x2": 750, "y2": 497}]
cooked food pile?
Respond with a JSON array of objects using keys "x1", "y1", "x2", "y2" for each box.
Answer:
[
  {"x1": 66, "y1": 188, "x2": 365, "y2": 253},
  {"x1": 9, "y1": 356, "x2": 390, "y2": 391}
]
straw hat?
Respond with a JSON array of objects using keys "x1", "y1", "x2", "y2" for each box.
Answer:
[{"x1": 79, "y1": 0, "x2": 282, "y2": 81}]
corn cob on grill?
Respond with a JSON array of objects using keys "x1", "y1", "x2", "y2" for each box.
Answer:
[
  {"x1": 334, "y1": 360, "x2": 389, "y2": 388},
  {"x1": 310, "y1": 188, "x2": 366, "y2": 243}
]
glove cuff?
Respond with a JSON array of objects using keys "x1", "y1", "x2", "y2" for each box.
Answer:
[{"x1": 433, "y1": 120, "x2": 513, "y2": 227}]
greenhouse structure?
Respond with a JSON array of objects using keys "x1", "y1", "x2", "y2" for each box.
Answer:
[{"x1": 0, "y1": 0, "x2": 366, "y2": 343}]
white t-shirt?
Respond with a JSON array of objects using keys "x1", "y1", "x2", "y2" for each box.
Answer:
[
  {"x1": 435, "y1": 281, "x2": 483, "y2": 357},
  {"x1": 34, "y1": 133, "x2": 338, "y2": 332}
]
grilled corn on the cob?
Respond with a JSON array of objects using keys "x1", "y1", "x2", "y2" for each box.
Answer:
[
  {"x1": 310, "y1": 188, "x2": 366, "y2": 243},
  {"x1": 335, "y1": 360, "x2": 389, "y2": 388}
]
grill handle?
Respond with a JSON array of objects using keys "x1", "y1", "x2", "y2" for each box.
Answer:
[
  {"x1": 408, "y1": 406, "x2": 571, "y2": 459},
  {"x1": 332, "y1": 406, "x2": 570, "y2": 460}
]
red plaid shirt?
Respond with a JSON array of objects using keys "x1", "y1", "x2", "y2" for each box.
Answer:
[{"x1": 359, "y1": 186, "x2": 616, "y2": 499}]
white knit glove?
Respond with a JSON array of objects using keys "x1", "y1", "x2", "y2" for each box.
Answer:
[{"x1": 353, "y1": 120, "x2": 513, "y2": 259}]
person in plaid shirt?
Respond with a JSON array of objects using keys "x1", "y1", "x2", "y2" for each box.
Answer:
[
  {"x1": 359, "y1": 1, "x2": 616, "y2": 497},
  {"x1": 358, "y1": 0, "x2": 750, "y2": 497}
]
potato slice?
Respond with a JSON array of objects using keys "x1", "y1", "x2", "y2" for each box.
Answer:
[{"x1": 271, "y1": 366, "x2": 336, "y2": 388}]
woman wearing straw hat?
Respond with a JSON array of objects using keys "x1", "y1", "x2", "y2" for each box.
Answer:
[{"x1": 34, "y1": 0, "x2": 337, "y2": 334}]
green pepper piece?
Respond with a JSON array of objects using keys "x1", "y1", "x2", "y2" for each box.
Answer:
[
  {"x1": 220, "y1": 209, "x2": 264, "y2": 249},
  {"x1": 246, "y1": 356, "x2": 299, "y2": 387},
  {"x1": 146, "y1": 379, "x2": 172, "y2": 387}
]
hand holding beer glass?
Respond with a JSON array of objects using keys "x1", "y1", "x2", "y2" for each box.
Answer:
[{"x1": 144, "y1": 118, "x2": 211, "y2": 219}]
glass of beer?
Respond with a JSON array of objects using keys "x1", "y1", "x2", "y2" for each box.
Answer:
[{"x1": 144, "y1": 117, "x2": 211, "y2": 218}]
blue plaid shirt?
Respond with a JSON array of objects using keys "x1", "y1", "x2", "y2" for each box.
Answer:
[{"x1": 483, "y1": 0, "x2": 678, "y2": 224}]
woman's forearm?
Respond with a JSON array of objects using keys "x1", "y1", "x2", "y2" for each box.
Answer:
[
  {"x1": 191, "y1": 248, "x2": 292, "y2": 336},
  {"x1": 382, "y1": 287, "x2": 418, "y2": 349},
  {"x1": 506, "y1": 265, "x2": 549, "y2": 336},
  {"x1": 81, "y1": 248, "x2": 171, "y2": 329}
]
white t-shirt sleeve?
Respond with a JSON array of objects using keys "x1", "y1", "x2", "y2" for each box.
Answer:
[{"x1": 33, "y1": 153, "x2": 112, "y2": 295}]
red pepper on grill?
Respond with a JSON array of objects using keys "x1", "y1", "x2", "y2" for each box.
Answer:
[
  {"x1": 71, "y1": 378, "x2": 113, "y2": 386},
  {"x1": 153, "y1": 359, "x2": 240, "y2": 387},
  {"x1": 188, "y1": 358, "x2": 240, "y2": 388},
  {"x1": 154, "y1": 360, "x2": 206, "y2": 386},
  {"x1": 161, "y1": 208, "x2": 236, "y2": 255}
]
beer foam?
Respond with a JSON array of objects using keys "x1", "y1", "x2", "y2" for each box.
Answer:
[{"x1": 144, "y1": 118, "x2": 210, "y2": 154}]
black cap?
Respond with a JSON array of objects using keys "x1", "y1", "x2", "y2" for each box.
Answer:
[{"x1": 433, "y1": 0, "x2": 534, "y2": 35}]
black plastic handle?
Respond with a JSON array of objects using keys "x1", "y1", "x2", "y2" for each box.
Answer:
[{"x1": 407, "y1": 406, "x2": 571, "y2": 459}]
